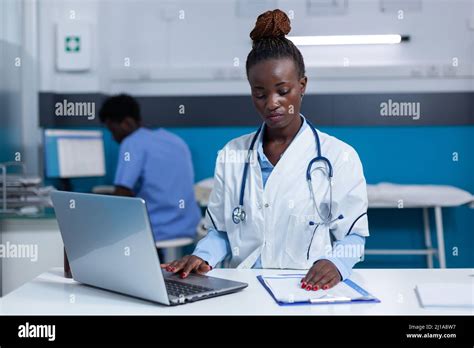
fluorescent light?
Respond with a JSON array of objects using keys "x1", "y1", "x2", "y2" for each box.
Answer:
[{"x1": 288, "y1": 34, "x2": 407, "y2": 46}]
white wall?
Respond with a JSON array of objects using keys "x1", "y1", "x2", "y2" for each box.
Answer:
[{"x1": 37, "y1": 0, "x2": 474, "y2": 95}]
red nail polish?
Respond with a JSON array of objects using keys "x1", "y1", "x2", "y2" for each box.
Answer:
[
  {"x1": 323, "y1": 285, "x2": 328, "y2": 290},
  {"x1": 301, "y1": 283, "x2": 306, "y2": 289},
  {"x1": 306, "y1": 285, "x2": 312, "y2": 291},
  {"x1": 313, "y1": 285, "x2": 319, "y2": 291}
]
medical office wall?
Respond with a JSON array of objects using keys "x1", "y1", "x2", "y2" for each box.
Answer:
[
  {"x1": 0, "y1": 1, "x2": 23, "y2": 164},
  {"x1": 14, "y1": 0, "x2": 474, "y2": 268}
]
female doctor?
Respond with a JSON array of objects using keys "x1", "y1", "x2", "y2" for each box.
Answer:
[{"x1": 161, "y1": 9, "x2": 369, "y2": 291}]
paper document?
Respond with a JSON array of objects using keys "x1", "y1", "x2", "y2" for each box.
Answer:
[
  {"x1": 416, "y1": 283, "x2": 474, "y2": 308},
  {"x1": 260, "y1": 274, "x2": 375, "y2": 304},
  {"x1": 58, "y1": 138, "x2": 105, "y2": 177}
]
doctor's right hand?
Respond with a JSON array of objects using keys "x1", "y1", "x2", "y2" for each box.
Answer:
[{"x1": 160, "y1": 255, "x2": 212, "y2": 279}]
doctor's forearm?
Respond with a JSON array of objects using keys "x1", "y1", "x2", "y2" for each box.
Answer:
[
  {"x1": 315, "y1": 234, "x2": 366, "y2": 280},
  {"x1": 192, "y1": 227, "x2": 231, "y2": 267}
]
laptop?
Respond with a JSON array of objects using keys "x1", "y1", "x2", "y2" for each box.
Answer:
[{"x1": 51, "y1": 191, "x2": 248, "y2": 305}]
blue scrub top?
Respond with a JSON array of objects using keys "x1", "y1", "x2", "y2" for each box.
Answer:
[{"x1": 114, "y1": 127, "x2": 201, "y2": 242}]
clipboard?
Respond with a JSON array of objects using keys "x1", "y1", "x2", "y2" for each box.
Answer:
[{"x1": 257, "y1": 274, "x2": 380, "y2": 306}]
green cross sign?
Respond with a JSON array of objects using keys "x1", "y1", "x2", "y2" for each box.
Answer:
[{"x1": 65, "y1": 36, "x2": 81, "y2": 52}]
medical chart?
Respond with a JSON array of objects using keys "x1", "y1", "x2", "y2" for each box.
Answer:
[{"x1": 261, "y1": 275, "x2": 366, "y2": 303}]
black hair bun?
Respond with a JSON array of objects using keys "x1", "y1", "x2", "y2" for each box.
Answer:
[{"x1": 250, "y1": 9, "x2": 291, "y2": 42}]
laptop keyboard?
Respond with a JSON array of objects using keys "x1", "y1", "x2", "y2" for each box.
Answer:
[{"x1": 165, "y1": 279, "x2": 214, "y2": 298}]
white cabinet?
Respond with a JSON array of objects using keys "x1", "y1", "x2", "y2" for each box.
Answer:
[{"x1": 0, "y1": 217, "x2": 63, "y2": 296}]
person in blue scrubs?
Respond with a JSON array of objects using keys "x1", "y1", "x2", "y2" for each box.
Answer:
[{"x1": 99, "y1": 94, "x2": 201, "y2": 260}]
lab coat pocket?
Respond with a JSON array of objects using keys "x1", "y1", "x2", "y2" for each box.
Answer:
[{"x1": 284, "y1": 214, "x2": 315, "y2": 265}]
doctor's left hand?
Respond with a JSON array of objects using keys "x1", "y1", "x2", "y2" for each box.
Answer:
[{"x1": 300, "y1": 259, "x2": 342, "y2": 291}]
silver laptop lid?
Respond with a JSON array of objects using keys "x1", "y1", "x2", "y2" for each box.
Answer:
[{"x1": 51, "y1": 191, "x2": 170, "y2": 305}]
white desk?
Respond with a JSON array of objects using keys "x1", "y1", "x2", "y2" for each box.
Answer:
[{"x1": 1, "y1": 268, "x2": 472, "y2": 315}]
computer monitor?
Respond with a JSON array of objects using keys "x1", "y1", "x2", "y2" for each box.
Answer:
[{"x1": 44, "y1": 129, "x2": 106, "y2": 178}]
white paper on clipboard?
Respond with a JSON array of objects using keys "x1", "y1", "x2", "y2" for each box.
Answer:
[{"x1": 261, "y1": 275, "x2": 373, "y2": 304}]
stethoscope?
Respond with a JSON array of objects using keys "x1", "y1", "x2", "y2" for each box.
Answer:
[{"x1": 232, "y1": 116, "x2": 344, "y2": 228}]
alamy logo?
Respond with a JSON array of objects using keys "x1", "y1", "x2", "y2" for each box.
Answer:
[
  {"x1": 18, "y1": 322, "x2": 56, "y2": 341},
  {"x1": 0, "y1": 242, "x2": 38, "y2": 262},
  {"x1": 55, "y1": 99, "x2": 95, "y2": 120},
  {"x1": 216, "y1": 149, "x2": 258, "y2": 164},
  {"x1": 380, "y1": 99, "x2": 420, "y2": 120}
]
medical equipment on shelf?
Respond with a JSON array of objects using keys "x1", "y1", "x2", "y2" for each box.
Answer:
[{"x1": 0, "y1": 162, "x2": 52, "y2": 215}]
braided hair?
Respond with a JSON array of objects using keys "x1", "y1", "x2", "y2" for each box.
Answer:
[{"x1": 246, "y1": 9, "x2": 306, "y2": 79}]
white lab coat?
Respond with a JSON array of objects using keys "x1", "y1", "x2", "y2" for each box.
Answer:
[{"x1": 205, "y1": 123, "x2": 369, "y2": 269}]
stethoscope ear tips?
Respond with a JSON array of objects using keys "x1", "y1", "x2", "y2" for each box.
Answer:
[{"x1": 309, "y1": 221, "x2": 315, "y2": 226}]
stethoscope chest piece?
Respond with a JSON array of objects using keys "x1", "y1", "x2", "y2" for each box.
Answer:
[{"x1": 232, "y1": 206, "x2": 246, "y2": 224}]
